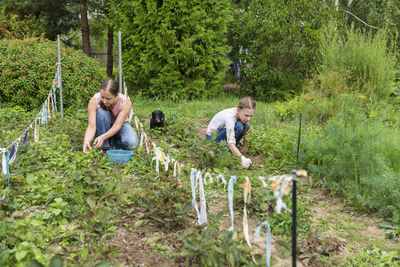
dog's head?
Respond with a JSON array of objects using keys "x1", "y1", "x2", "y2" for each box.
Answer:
[{"x1": 151, "y1": 110, "x2": 165, "y2": 124}]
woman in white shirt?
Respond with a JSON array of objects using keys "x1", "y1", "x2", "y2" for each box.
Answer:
[{"x1": 206, "y1": 96, "x2": 256, "y2": 168}]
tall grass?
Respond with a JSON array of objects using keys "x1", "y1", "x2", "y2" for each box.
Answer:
[{"x1": 318, "y1": 22, "x2": 397, "y2": 100}]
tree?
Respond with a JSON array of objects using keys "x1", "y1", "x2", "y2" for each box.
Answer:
[
  {"x1": 109, "y1": 0, "x2": 232, "y2": 100},
  {"x1": 229, "y1": 0, "x2": 335, "y2": 101},
  {"x1": 79, "y1": 0, "x2": 91, "y2": 56},
  {"x1": 2, "y1": 0, "x2": 80, "y2": 40}
]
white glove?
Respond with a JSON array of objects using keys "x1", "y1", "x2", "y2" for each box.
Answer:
[{"x1": 240, "y1": 155, "x2": 252, "y2": 168}]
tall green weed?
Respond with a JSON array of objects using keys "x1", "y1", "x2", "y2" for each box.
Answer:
[{"x1": 318, "y1": 22, "x2": 397, "y2": 100}]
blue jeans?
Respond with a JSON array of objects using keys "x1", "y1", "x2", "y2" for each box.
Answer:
[
  {"x1": 96, "y1": 108, "x2": 139, "y2": 149},
  {"x1": 206, "y1": 121, "x2": 251, "y2": 146}
]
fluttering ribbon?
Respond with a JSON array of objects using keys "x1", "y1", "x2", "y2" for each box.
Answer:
[
  {"x1": 41, "y1": 103, "x2": 47, "y2": 125},
  {"x1": 196, "y1": 171, "x2": 208, "y2": 225},
  {"x1": 145, "y1": 138, "x2": 151, "y2": 153},
  {"x1": 23, "y1": 130, "x2": 28, "y2": 145},
  {"x1": 270, "y1": 175, "x2": 293, "y2": 214},
  {"x1": 52, "y1": 82, "x2": 57, "y2": 113},
  {"x1": 34, "y1": 119, "x2": 39, "y2": 142},
  {"x1": 1, "y1": 149, "x2": 10, "y2": 186},
  {"x1": 228, "y1": 176, "x2": 237, "y2": 231},
  {"x1": 47, "y1": 96, "x2": 51, "y2": 119},
  {"x1": 164, "y1": 154, "x2": 170, "y2": 171},
  {"x1": 152, "y1": 146, "x2": 161, "y2": 174},
  {"x1": 216, "y1": 174, "x2": 227, "y2": 190},
  {"x1": 254, "y1": 221, "x2": 271, "y2": 267},
  {"x1": 56, "y1": 67, "x2": 61, "y2": 88},
  {"x1": 242, "y1": 177, "x2": 252, "y2": 248},
  {"x1": 50, "y1": 92, "x2": 55, "y2": 118},
  {"x1": 203, "y1": 173, "x2": 213, "y2": 184},
  {"x1": 190, "y1": 168, "x2": 201, "y2": 223},
  {"x1": 173, "y1": 161, "x2": 182, "y2": 187},
  {"x1": 8, "y1": 142, "x2": 18, "y2": 164}
]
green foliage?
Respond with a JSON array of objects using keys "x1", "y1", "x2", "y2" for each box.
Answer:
[
  {"x1": 339, "y1": 246, "x2": 400, "y2": 267},
  {"x1": 0, "y1": 38, "x2": 107, "y2": 110},
  {"x1": 230, "y1": 0, "x2": 334, "y2": 101},
  {"x1": 110, "y1": 0, "x2": 231, "y2": 100},
  {"x1": 180, "y1": 224, "x2": 262, "y2": 266},
  {"x1": 0, "y1": 6, "x2": 45, "y2": 39},
  {"x1": 303, "y1": 106, "x2": 400, "y2": 222},
  {"x1": 247, "y1": 125, "x2": 298, "y2": 174},
  {"x1": 319, "y1": 22, "x2": 397, "y2": 100}
]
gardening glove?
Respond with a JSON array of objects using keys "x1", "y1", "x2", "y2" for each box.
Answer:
[{"x1": 240, "y1": 155, "x2": 252, "y2": 168}]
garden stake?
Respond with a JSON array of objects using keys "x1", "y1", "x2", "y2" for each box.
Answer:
[{"x1": 293, "y1": 112, "x2": 302, "y2": 267}]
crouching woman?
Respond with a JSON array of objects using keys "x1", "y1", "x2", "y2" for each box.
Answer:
[
  {"x1": 205, "y1": 96, "x2": 256, "y2": 168},
  {"x1": 83, "y1": 79, "x2": 138, "y2": 154}
]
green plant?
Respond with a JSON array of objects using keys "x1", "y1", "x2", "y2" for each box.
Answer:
[
  {"x1": 180, "y1": 223, "x2": 262, "y2": 266},
  {"x1": 0, "y1": 38, "x2": 107, "y2": 110},
  {"x1": 110, "y1": 0, "x2": 232, "y2": 100},
  {"x1": 319, "y1": 21, "x2": 397, "y2": 101}
]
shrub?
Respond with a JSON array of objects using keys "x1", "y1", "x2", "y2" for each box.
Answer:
[
  {"x1": 230, "y1": 0, "x2": 334, "y2": 101},
  {"x1": 0, "y1": 38, "x2": 107, "y2": 111},
  {"x1": 0, "y1": 6, "x2": 45, "y2": 40},
  {"x1": 110, "y1": 0, "x2": 232, "y2": 100},
  {"x1": 303, "y1": 108, "x2": 400, "y2": 222},
  {"x1": 318, "y1": 22, "x2": 397, "y2": 100}
]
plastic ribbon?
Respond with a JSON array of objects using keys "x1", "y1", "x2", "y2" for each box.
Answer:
[
  {"x1": 52, "y1": 82, "x2": 57, "y2": 113},
  {"x1": 34, "y1": 119, "x2": 39, "y2": 142},
  {"x1": 164, "y1": 154, "x2": 170, "y2": 171},
  {"x1": 228, "y1": 176, "x2": 237, "y2": 231},
  {"x1": 203, "y1": 173, "x2": 213, "y2": 184},
  {"x1": 269, "y1": 175, "x2": 292, "y2": 214},
  {"x1": 151, "y1": 147, "x2": 161, "y2": 174},
  {"x1": 50, "y1": 92, "x2": 55, "y2": 118},
  {"x1": 254, "y1": 221, "x2": 271, "y2": 267},
  {"x1": 258, "y1": 176, "x2": 269, "y2": 188},
  {"x1": 56, "y1": 67, "x2": 61, "y2": 88},
  {"x1": 23, "y1": 129, "x2": 28, "y2": 145},
  {"x1": 47, "y1": 96, "x2": 51, "y2": 119},
  {"x1": 173, "y1": 161, "x2": 182, "y2": 187},
  {"x1": 242, "y1": 177, "x2": 252, "y2": 248},
  {"x1": 216, "y1": 174, "x2": 227, "y2": 190},
  {"x1": 1, "y1": 149, "x2": 7, "y2": 175},
  {"x1": 196, "y1": 171, "x2": 208, "y2": 225},
  {"x1": 145, "y1": 138, "x2": 151, "y2": 154},
  {"x1": 41, "y1": 102, "x2": 47, "y2": 125},
  {"x1": 190, "y1": 168, "x2": 201, "y2": 223},
  {"x1": 139, "y1": 128, "x2": 145, "y2": 147},
  {"x1": 8, "y1": 142, "x2": 18, "y2": 164}
]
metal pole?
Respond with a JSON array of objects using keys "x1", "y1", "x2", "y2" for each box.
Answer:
[
  {"x1": 118, "y1": 30, "x2": 122, "y2": 93},
  {"x1": 57, "y1": 34, "x2": 64, "y2": 120},
  {"x1": 292, "y1": 113, "x2": 302, "y2": 267},
  {"x1": 292, "y1": 174, "x2": 297, "y2": 267}
]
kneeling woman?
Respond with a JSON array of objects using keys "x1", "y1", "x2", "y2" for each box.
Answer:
[
  {"x1": 206, "y1": 96, "x2": 255, "y2": 168},
  {"x1": 83, "y1": 79, "x2": 138, "y2": 154}
]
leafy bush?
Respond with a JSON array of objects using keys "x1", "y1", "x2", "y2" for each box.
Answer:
[
  {"x1": 0, "y1": 38, "x2": 107, "y2": 110},
  {"x1": 318, "y1": 22, "x2": 397, "y2": 100},
  {"x1": 230, "y1": 0, "x2": 334, "y2": 101},
  {"x1": 303, "y1": 108, "x2": 400, "y2": 222},
  {"x1": 110, "y1": 0, "x2": 231, "y2": 100},
  {"x1": 0, "y1": 6, "x2": 45, "y2": 39}
]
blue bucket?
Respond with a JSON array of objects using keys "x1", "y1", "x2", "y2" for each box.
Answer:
[{"x1": 106, "y1": 150, "x2": 133, "y2": 163}]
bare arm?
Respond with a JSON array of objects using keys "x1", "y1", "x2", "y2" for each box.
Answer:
[
  {"x1": 83, "y1": 97, "x2": 97, "y2": 154},
  {"x1": 229, "y1": 143, "x2": 242, "y2": 157},
  {"x1": 93, "y1": 98, "x2": 132, "y2": 148}
]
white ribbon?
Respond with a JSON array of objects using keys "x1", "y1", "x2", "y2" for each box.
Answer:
[
  {"x1": 1, "y1": 149, "x2": 7, "y2": 175},
  {"x1": 203, "y1": 173, "x2": 213, "y2": 184},
  {"x1": 197, "y1": 171, "x2": 208, "y2": 225},
  {"x1": 216, "y1": 174, "x2": 227, "y2": 190},
  {"x1": 228, "y1": 176, "x2": 237, "y2": 231}
]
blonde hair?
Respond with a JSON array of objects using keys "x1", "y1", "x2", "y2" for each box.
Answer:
[
  {"x1": 237, "y1": 96, "x2": 256, "y2": 110},
  {"x1": 237, "y1": 96, "x2": 255, "y2": 155}
]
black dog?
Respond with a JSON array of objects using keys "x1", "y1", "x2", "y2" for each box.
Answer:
[{"x1": 150, "y1": 110, "x2": 165, "y2": 129}]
